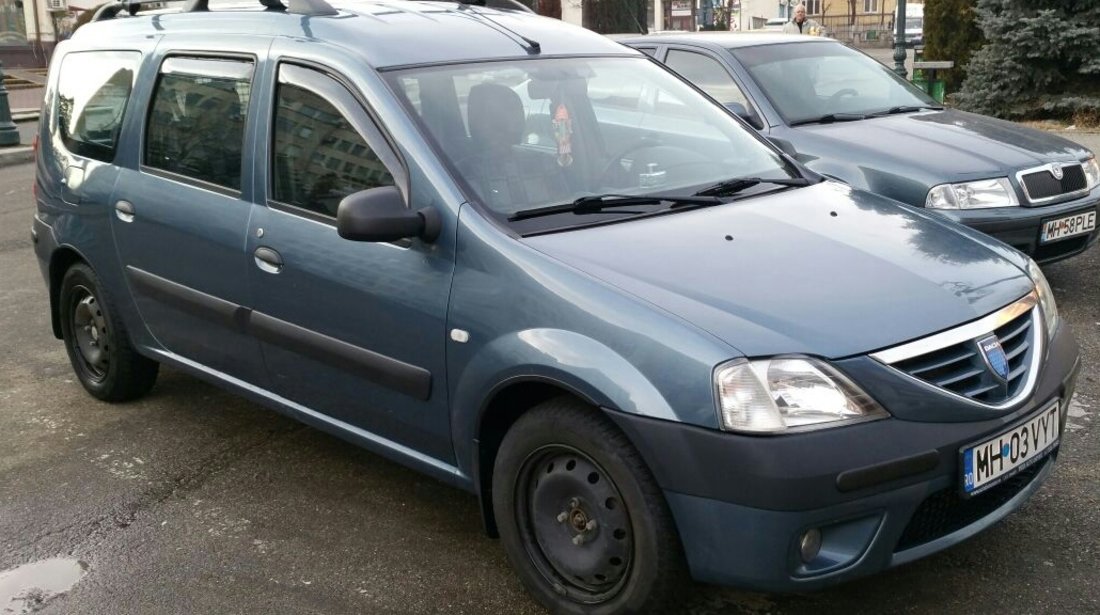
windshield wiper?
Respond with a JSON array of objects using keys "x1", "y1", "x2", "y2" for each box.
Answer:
[
  {"x1": 789, "y1": 113, "x2": 867, "y2": 126},
  {"x1": 508, "y1": 193, "x2": 721, "y2": 222},
  {"x1": 694, "y1": 176, "x2": 814, "y2": 198},
  {"x1": 868, "y1": 105, "x2": 944, "y2": 117}
]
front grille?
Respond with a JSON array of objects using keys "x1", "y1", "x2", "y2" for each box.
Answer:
[
  {"x1": 895, "y1": 458, "x2": 1049, "y2": 552},
  {"x1": 1021, "y1": 164, "x2": 1087, "y2": 202},
  {"x1": 892, "y1": 310, "x2": 1035, "y2": 404}
]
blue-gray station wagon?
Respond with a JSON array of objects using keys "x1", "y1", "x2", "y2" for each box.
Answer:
[
  {"x1": 32, "y1": 1, "x2": 1080, "y2": 612},
  {"x1": 618, "y1": 33, "x2": 1100, "y2": 265}
]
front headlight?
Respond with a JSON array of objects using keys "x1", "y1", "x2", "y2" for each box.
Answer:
[
  {"x1": 714, "y1": 358, "x2": 888, "y2": 434},
  {"x1": 926, "y1": 178, "x2": 1019, "y2": 209},
  {"x1": 1083, "y1": 156, "x2": 1099, "y2": 191},
  {"x1": 1026, "y1": 258, "x2": 1059, "y2": 339}
]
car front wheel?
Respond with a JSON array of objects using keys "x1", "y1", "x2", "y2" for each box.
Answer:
[{"x1": 492, "y1": 397, "x2": 689, "y2": 614}]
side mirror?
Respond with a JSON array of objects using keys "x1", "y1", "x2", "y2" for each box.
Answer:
[
  {"x1": 725, "y1": 102, "x2": 763, "y2": 130},
  {"x1": 336, "y1": 186, "x2": 441, "y2": 243}
]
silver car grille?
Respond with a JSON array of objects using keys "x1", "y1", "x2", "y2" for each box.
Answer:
[{"x1": 871, "y1": 292, "x2": 1041, "y2": 408}]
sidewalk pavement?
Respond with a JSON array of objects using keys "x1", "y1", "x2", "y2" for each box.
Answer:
[{"x1": 0, "y1": 84, "x2": 43, "y2": 167}]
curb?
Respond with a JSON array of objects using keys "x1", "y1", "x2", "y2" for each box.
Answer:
[
  {"x1": 13, "y1": 110, "x2": 39, "y2": 122},
  {"x1": 0, "y1": 146, "x2": 34, "y2": 168}
]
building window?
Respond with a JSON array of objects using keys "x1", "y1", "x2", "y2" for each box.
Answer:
[
  {"x1": 807, "y1": 0, "x2": 822, "y2": 15},
  {"x1": 863, "y1": 0, "x2": 879, "y2": 13}
]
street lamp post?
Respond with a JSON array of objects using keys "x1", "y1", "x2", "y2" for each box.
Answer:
[
  {"x1": 0, "y1": 62, "x2": 21, "y2": 147},
  {"x1": 893, "y1": 0, "x2": 907, "y2": 78}
]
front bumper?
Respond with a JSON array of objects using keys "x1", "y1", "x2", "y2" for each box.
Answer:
[
  {"x1": 934, "y1": 192, "x2": 1099, "y2": 264},
  {"x1": 606, "y1": 326, "x2": 1080, "y2": 592}
]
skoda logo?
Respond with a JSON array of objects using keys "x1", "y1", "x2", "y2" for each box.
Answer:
[
  {"x1": 1050, "y1": 164, "x2": 1064, "y2": 180},
  {"x1": 977, "y1": 335, "x2": 1010, "y2": 381}
]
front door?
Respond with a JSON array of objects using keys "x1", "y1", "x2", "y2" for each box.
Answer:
[
  {"x1": 247, "y1": 60, "x2": 456, "y2": 463},
  {"x1": 111, "y1": 47, "x2": 266, "y2": 384}
]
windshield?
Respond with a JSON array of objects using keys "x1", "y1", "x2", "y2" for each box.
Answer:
[
  {"x1": 387, "y1": 57, "x2": 795, "y2": 226},
  {"x1": 731, "y1": 42, "x2": 936, "y2": 125}
]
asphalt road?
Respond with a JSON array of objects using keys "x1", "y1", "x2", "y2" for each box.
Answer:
[{"x1": 2, "y1": 154, "x2": 1099, "y2": 614}]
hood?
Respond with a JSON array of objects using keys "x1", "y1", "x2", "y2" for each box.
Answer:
[
  {"x1": 788, "y1": 109, "x2": 1091, "y2": 203},
  {"x1": 525, "y1": 182, "x2": 1034, "y2": 359}
]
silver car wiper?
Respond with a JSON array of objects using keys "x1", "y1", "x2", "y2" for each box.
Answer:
[
  {"x1": 868, "y1": 105, "x2": 944, "y2": 117},
  {"x1": 789, "y1": 113, "x2": 867, "y2": 126},
  {"x1": 694, "y1": 176, "x2": 814, "y2": 198}
]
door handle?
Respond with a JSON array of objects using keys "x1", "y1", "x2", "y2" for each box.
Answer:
[
  {"x1": 115, "y1": 200, "x2": 135, "y2": 223},
  {"x1": 253, "y1": 246, "x2": 283, "y2": 274}
]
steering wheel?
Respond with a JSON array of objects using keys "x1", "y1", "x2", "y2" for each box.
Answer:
[
  {"x1": 596, "y1": 139, "x2": 725, "y2": 190},
  {"x1": 596, "y1": 137, "x2": 664, "y2": 188},
  {"x1": 828, "y1": 88, "x2": 859, "y2": 106}
]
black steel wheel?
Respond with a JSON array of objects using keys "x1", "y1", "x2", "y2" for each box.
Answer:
[
  {"x1": 493, "y1": 397, "x2": 689, "y2": 615},
  {"x1": 518, "y1": 445, "x2": 634, "y2": 604},
  {"x1": 59, "y1": 263, "x2": 158, "y2": 402}
]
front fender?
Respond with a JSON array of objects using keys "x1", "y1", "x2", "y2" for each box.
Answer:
[{"x1": 451, "y1": 328, "x2": 680, "y2": 479}]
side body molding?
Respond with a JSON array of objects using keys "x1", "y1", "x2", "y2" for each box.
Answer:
[{"x1": 125, "y1": 266, "x2": 432, "y2": 400}]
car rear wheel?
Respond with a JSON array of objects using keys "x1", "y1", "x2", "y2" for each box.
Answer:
[
  {"x1": 492, "y1": 397, "x2": 688, "y2": 614},
  {"x1": 59, "y1": 263, "x2": 158, "y2": 402}
]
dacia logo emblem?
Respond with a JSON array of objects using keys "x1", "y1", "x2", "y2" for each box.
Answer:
[
  {"x1": 1050, "y1": 164, "x2": 1064, "y2": 180},
  {"x1": 977, "y1": 335, "x2": 1009, "y2": 381}
]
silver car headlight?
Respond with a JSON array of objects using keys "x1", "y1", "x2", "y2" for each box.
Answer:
[
  {"x1": 926, "y1": 178, "x2": 1019, "y2": 209},
  {"x1": 1026, "y1": 258, "x2": 1059, "y2": 339},
  {"x1": 714, "y1": 358, "x2": 888, "y2": 434},
  {"x1": 1083, "y1": 156, "x2": 1099, "y2": 191}
]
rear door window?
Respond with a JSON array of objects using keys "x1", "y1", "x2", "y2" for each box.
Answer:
[
  {"x1": 144, "y1": 57, "x2": 254, "y2": 191},
  {"x1": 55, "y1": 50, "x2": 141, "y2": 163}
]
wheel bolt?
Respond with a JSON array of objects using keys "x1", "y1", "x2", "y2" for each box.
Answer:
[
  {"x1": 572, "y1": 534, "x2": 585, "y2": 546},
  {"x1": 557, "y1": 512, "x2": 569, "y2": 523},
  {"x1": 570, "y1": 498, "x2": 579, "y2": 509},
  {"x1": 585, "y1": 519, "x2": 597, "y2": 531}
]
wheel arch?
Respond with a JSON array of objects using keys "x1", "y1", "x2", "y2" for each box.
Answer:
[
  {"x1": 473, "y1": 376, "x2": 605, "y2": 537},
  {"x1": 48, "y1": 245, "x2": 89, "y2": 339}
]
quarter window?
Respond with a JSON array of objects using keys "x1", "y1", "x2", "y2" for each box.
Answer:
[
  {"x1": 55, "y1": 51, "x2": 141, "y2": 163},
  {"x1": 144, "y1": 57, "x2": 254, "y2": 191},
  {"x1": 271, "y1": 67, "x2": 395, "y2": 218}
]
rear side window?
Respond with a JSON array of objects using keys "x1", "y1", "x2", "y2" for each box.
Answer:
[
  {"x1": 55, "y1": 51, "x2": 141, "y2": 163},
  {"x1": 145, "y1": 57, "x2": 254, "y2": 191}
]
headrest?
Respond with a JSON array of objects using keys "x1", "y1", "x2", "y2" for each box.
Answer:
[{"x1": 468, "y1": 83, "x2": 525, "y2": 150}]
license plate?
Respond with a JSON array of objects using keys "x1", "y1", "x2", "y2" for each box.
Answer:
[
  {"x1": 961, "y1": 402, "x2": 1060, "y2": 496},
  {"x1": 1040, "y1": 210, "x2": 1096, "y2": 243}
]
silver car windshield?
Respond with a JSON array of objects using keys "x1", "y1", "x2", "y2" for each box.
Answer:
[
  {"x1": 388, "y1": 57, "x2": 795, "y2": 218},
  {"x1": 731, "y1": 41, "x2": 937, "y2": 125}
]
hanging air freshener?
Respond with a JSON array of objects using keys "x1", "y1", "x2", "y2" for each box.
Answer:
[{"x1": 552, "y1": 103, "x2": 573, "y2": 167}]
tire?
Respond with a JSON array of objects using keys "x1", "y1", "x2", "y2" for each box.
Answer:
[
  {"x1": 492, "y1": 397, "x2": 689, "y2": 615},
  {"x1": 59, "y1": 262, "x2": 158, "y2": 402}
]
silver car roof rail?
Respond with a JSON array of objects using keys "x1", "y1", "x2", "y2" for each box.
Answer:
[{"x1": 91, "y1": 0, "x2": 338, "y2": 21}]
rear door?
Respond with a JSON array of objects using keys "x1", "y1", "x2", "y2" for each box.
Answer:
[{"x1": 110, "y1": 41, "x2": 267, "y2": 384}]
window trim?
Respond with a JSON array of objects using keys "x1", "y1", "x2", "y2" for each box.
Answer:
[
  {"x1": 265, "y1": 59, "x2": 410, "y2": 225},
  {"x1": 139, "y1": 52, "x2": 258, "y2": 195},
  {"x1": 661, "y1": 45, "x2": 764, "y2": 130}
]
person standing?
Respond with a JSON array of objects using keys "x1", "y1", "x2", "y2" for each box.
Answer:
[{"x1": 782, "y1": 3, "x2": 824, "y2": 35}]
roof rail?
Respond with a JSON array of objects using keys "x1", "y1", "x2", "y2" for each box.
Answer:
[
  {"x1": 91, "y1": 0, "x2": 338, "y2": 21},
  {"x1": 420, "y1": 0, "x2": 534, "y2": 13}
]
